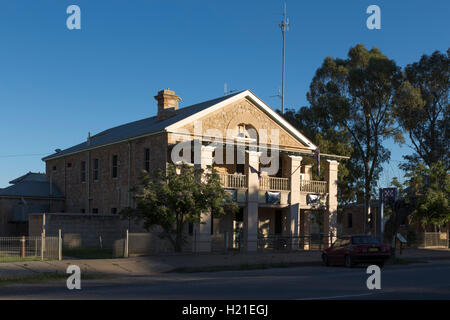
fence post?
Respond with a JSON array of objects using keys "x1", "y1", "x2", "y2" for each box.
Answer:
[
  {"x1": 124, "y1": 229, "x2": 129, "y2": 258},
  {"x1": 193, "y1": 230, "x2": 197, "y2": 253},
  {"x1": 20, "y1": 236, "x2": 26, "y2": 258},
  {"x1": 58, "y1": 229, "x2": 62, "y2": 261},
  {"x1": 40, "y1": 232, "x2": 44, "y2": 261},
  {"x1": 224, "y1": 232, "x2": 228, "y2": 253}
]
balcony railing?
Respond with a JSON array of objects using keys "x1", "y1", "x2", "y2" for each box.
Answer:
[
  {"x1": 300, "y1": 179, "x2": 328, "y2": 193},
  {"x1": 259, "y1": 176, "x2": 290, "y2": 191},
  {"x1": 219, "y1": 173, "x2": 247, "y2": 189}
]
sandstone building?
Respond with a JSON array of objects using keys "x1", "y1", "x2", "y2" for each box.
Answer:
[{"x1": 42, "y1": 89, "x2": 346, "y2": 251}]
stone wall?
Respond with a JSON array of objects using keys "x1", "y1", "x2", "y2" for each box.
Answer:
[
  {"x1": 174, "y1": 97, "x2": 309, "y2": 151},
  {"x1": 340, "y1": 204, "x2": 379, "y2": 236},
  {"x1": 28, "y1": 213, "x2": 143, "y2": 249},
  {"x1": 0, "y1": 198, "x2": 64, "y2": 236},
  {"x1": 45, "y1": 132, "x2": 168, "y2": 214}
]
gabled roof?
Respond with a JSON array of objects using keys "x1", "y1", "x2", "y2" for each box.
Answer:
[
  {"x1": 9, "y1": 172, "x2": 47, "y2": 184},
  {"x1": 42, "y1": 90, "x2": 316, "y2": 161},
  {"x1": 165, "y1": 90, "x2": 317, "y2": 150},
  {"x1": 0, "y1": 174, "x2": 63, "y2": 198}
]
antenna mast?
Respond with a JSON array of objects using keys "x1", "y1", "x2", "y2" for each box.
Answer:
[{"x1": 279, "y1": 1, "x2": 289, "y2": 114}]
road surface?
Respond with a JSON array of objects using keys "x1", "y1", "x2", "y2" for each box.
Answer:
[{"x1": 1, "y1": 261, "x2": 450, "y2": 299}]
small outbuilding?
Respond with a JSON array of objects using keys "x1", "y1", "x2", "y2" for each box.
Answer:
[{"x1": 0, "y1": 172, "x2": 64, "y2": 236}]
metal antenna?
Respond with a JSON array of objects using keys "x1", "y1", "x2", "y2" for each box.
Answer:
[
  {"x1": 270, "y1": 87, "x2": 282, "y2": 100},
  {"x1": 224, "y1": 83, "x2": 236, "y2": 96},
  {"x1": 279, "y1": 0, "x2": 289, "y2": 114}
]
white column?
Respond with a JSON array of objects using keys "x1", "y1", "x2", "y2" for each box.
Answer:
[
  {"x1": 193, "y1": 145, "x2": 215, "y2": 252},
  {"x1": 288, "y1": 156, "x2": 302, "y2": 249},
  {"x1": 324, "y1": 160, "x2": 338, "y2": 248},
  {"x1": 244, "y1": 150, "x2": 261, "y2": 252}
]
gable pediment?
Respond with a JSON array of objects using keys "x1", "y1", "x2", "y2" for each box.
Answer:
[{"x1": 165, "y1": 90, "x2": 316, "y2": 151}]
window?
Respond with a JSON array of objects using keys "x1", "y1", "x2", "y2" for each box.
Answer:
[
  {"x1": 144, "y1": 148, "x2": 150, "y2": 172},
  {"x1": 93, "y1": 158, "x2": 99, "y2": 181},
  {"x1": 52, "y1": 166, "x2": 57, "y2": 171},
  {"x1": 332, "y1": 239, "x2": 342, "y2": 247},
  {"x1": 80, "y1": 209, "x2": 85, "y2": 213},
  {"x1": 112, "y1": 155, "x2": 118, "y2": 178},
  {"x1": 188, "y1": 222, "x2": 193, "y2": 235},
  {"x1": 67, "y1": 162, "x2": 72, "y2": 168},
  {"x1": 92, "y1": 208, "x2": 99, "y2": 214},
  {"x1": 351, "y1": 235, "x2": 380, "y2": 245},
  {"x1": 341, "y1": 237, "x2": 351, "y2": 247},
  {"x1": 347, "y1": 213, "x2": 353, "y2": 228},
  {"x1": 81, "y1": 161, "x2": 86, "y2": 182},
  {"x1": 111, "y1": 208, "x2": 117, "y2": 214}
]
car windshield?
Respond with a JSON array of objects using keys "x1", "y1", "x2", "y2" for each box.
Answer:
[{"x1": 352, "y1": 236, "x2": 380, "y2": 245}]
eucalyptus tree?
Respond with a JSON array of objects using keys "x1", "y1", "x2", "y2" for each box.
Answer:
[{"x1": 306, "y1": 44, "x2": 403, "y2": 232}]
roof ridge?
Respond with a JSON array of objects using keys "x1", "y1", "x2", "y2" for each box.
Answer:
[{"x1": 42, "y1": 90, "x2": 246, "y2": 161}]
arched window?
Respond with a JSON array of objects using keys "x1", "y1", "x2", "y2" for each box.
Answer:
[{"x1": 236, "y1": 124, "x2": 258, "y2": 143}]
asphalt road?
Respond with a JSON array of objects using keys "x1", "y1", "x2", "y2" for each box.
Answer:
[{"x1": 1, "y1": 261, "x2": 450, "y2": 300}]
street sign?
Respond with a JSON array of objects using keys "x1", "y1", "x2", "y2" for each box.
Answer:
[{"x1": 396, "y1": 233, "x2": 407, "y2": 244}]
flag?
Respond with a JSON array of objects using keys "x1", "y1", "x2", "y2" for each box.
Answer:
[
  {"x1": 249, "y1": 165, "x2": 261, "y2": 178},
  {"x1": 314, "y1": 147, "x2": 320, "y2": 177}
]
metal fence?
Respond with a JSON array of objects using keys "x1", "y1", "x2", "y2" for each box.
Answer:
[
  {"x1": 257, "y1": 234, "x2": 336, "y2": 252},
  {"x1": 228, "y1": 233, "x2": 336, "y2": 252},
  {"x1": 0, "y1": 235, "x2": 60, "y2": 262},
  {"x1": 413, "y1": 232, "x2": 449, "y2": 248},
  {"x1": 113, "y1": 230, "x2": 338, "y2": 258}
]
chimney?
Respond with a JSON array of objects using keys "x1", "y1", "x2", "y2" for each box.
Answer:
[{"x1": 155, "y1": 89, "x2": 181, "y2": 120}]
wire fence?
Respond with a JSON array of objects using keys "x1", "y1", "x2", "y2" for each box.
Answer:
[
  {"x1": 0, "y1": 235, "x2": 60, "y2": 263},
  {"x1": 412, "y1": 232, "x2": 449, "y2": 248},
  {"x1": 113, "y1": 231, "x2": 337, "y2": 257}
]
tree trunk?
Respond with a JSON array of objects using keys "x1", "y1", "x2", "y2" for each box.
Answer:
[
  {"x1": 364, "y1": 184, "x2": 371, "y2": 234},
  {"x1": 174, "y1": 234, "x2": 183, "y2": 252}
]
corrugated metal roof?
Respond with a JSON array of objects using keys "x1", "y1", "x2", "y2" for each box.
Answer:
[
  {"x1": 9, "y1": 172, "x2": 47, "y2": 184},
  {"x1": 0, "y1": 181, "x2": 63, "y2": 198},
  {"x1": 42, "y1": 91, "x2": 243, "y2": 161}
]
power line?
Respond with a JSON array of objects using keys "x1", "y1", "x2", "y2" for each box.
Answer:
[{"x1": 0, "y1": 153, "x2": 47, "y2": 158}]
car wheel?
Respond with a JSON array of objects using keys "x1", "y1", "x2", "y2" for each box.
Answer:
[
  {"x1": 345, "y1": 255, "x2": 354, "y2": 268},
  {"x1": 322, "y1": 254, "x2": 330, "y2": 266}
]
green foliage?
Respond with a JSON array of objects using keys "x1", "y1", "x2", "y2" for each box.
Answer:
[
  {"x1": 283, "y1": 107, "x2": 354, "y2": 205},
  {"x1": 121, "y1": 163, "x2": 239, "y2": 252},
  {"x1": 286, "y1": 44, "x2": 402, "y2": 218},
  {"x1": 394, "y1": 49, "x2": 449, "y2": 171},
  {"x1": 405, "y1": 161, "x2": 450, "y2": 228}
]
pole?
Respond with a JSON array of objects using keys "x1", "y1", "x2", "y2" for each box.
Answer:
[
  {"x1": 40, "y1": 232, "x2": 44, "y2": 261},
  {"x1": 58, "y1": 229, "x2": 62, "y2": 261},
  {"x1": 378, "y1": 188, "x2": 383, "y2": 243},
  {"x1": 20, "y1": 236, "x2": 26, "y2": 258},
  {"x1": 281, "y1": 26, "x2": 285, "y2": 114},
  {"x1": 194, "y1": 229, "x2": 197, "y2": 253},
  {"x1": 124, "y1": 229, "x2": 129, "y2": 258},
  {"x1": 279, "y1": 1, "x2": 289, "y2": 114}
]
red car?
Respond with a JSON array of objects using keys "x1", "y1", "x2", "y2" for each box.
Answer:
[{"x1": 322, "y1": 235, "x2": 390, "y2": 268}]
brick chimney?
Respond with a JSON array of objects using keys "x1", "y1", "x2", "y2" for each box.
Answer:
[{"x1": 155, "y1": 89, "x2": 181, "y2": 120}]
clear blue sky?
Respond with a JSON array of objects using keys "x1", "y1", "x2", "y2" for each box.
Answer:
[{"x1": 0, "y1": 0, "x2": 448, "y2": 188}]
